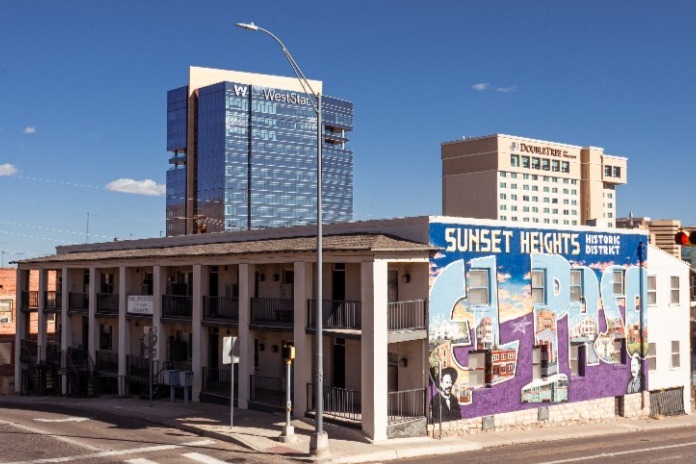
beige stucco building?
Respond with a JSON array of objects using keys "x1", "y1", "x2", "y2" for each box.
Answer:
[{"x1": 442, "y1": 134, "x2": 627, "y2": 227}]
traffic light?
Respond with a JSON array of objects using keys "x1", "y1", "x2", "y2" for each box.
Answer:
[{"x1": 674, "y1": 229, "x2": 696, "y2": 246}]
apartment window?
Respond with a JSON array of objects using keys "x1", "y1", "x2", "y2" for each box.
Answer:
[
  {"x1": 552, "y1": 177, "x2": 558, "y2": 183},
  {"x1": 500, "y1": 193, "x2": 506, "y2": 200},
  {"x1": 511, "y1": 205, "x2": 518, "y2": 211},
  {"x1": 543, "y1": 198, "x2": 550, "y2": 203},
  {"x1": 532, "y1": 207, "x2": 538, "y2": 213},
  {"x1": 523, "y1": 173, "x2": 529, "y2": 180},
  {"x1": 511, "y1": 194, "x2": 518, "y2": 201},
  {"x1": 523, "y1": 195, "x2": 530, "y2": 201},
  {"x1": 563, "y1": 188, "x2": 569, "y2": 194},
  {"x1": 572, "y1": 220, "x2": 578, "y2": 225},
  {"x1": 532, "y1": 196, "x2": 538, "y2": 202},
  {"x1": 522, "y1": 156, "x2": 530, "y2": 168},
  {"x1": 511, "y1": 154, "x2": 520, "y2": 167},
  {"x1": 511, "y1": 184, "x2": 518, "y2": 189},
  {"x1": 531, "y1": 185, "x2": 538, "y2": 191},
  {"x1": 500, "y1": 182, "x2": 506, "y2": 188},
  {"x1": 544, "y1": 218, "x2": 550, "y2": 224},
  {"x1": 531, "y1": 157, "x2": 540, "y2": 170},
  {"x1": 523, "y1": 217, "x2": 530, "y2": 222},
  {"x1": 543, "y1": 187, "x2": 549, "y2": 193},
  {"x1": 551, "y1": 160, "x2": 559, "y2": 172},
  {"x1": 613, "y1": 269, "x2": 625, "y2": 296},
  {"x1": 671, "y1": 341, "x2": 680, "y2": 369},
  {"x1": 671, "y1": 276, "x2": 680, "y2": 304},
  {"x1": 531, "y1": 175, "x2": 538, "y2": 180},
  {"x1": 500, "y1": 172, "x2": 507, "y2": 178},
  {"x1": 523, "y1": 184, "x2": 530, "y2": 191},
  {"x1": 512, "y1": 216, "x2": 518, "y2": 221},
  {"x1": 613, "y1": 166, "x2": 621, "y2": 177},
  {"x1": 570, "y1": 343, "x2": 586, "y2": 376},
  {"x1": 543, "y1": 176, "x2": 549, "y2": 182},
  {"x1": 500, "y1": 205, "x2": 507, "y2": 211},
  {"x1": 561, "y1": 161, "x2": 570, "y2": 173},
  {"x1": 510, "y1": 172, "x2": 518, "y2": 179},
  {"x1": 541, "y1": 159, "x2": 550, "y2": 171},
  {"x1": 552, "y1": 208, "x2": 558, "y2": 214},
  {"x1": 552, "y1": 187, "x2": 558, "y2": 193},
  {"x1": 647, "y1": 343, "x2": 656, "y2": 372},
  {"x1": 570, "y1": 270, "x2": 583, "y2": 303},
  {"x1": 500, "y1": 215, "x2": 507, "y2": 220},
  {"x1": 604, "y1": 166, "x2": 612, "y2": 177},
  {"x1": 468, "y1": 269, "x2": 490, "y2": 305},
  {"x1": 532, "y1": 270, "x2": 545, "y2": 304},
  {"x1": 563, "y1": 199, "x2": 569, "y2": 205},
  {"x1": 552, "y1": 198, "x2": 558, "y2": 204},
  {"x1": 552, "y1": 219, "x2": 558, "y2": 224},
  {"x1": 543, "y1": 208, "x2": 550, "y2": 214},
  {"x1": 523, "y1": 206, "x2": 530, "y2": 212},
  {"x1": 646, "y1": 276, "x2": 657, "y2": 306}
]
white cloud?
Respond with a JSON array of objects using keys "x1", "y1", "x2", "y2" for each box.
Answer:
[
  {"x1": 0, "y1": 163, "x2": 18, "y2": 176},
  {"x1": 496, "y1": 85, "x2": 518, "y2": 94},
  {"x1": 106, "y1": 178, "x2": 165, "y2": 196},
  {"x1": 23, "y1": 126, "x2": 36, "y2": 134},
  {"x1": 472, "y1": 82, "x2": 490, "y2": 91}
]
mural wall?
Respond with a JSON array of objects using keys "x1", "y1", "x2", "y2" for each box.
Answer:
[{"x1": 428, "y1": 219, "x2": 648, "y2": 421}]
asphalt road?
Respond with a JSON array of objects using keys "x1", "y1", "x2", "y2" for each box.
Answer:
[
  {"x1": 387, "y1": 424, "x2": 696, "y2": 464},
  {"x1": 0, "y1": 403, "x2": 291, "y2": 464}
]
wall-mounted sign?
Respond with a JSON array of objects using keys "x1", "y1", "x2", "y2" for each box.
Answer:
[
  {"x1": 0, "y1": 299, "x2": 12, "y2": 324},
  {"x1": 127, "y1": 295, "x2": 154, "y2": 315}
]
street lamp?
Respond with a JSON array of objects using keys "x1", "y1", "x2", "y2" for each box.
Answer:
[{"x1": 235, "y1": 22, "x2": 328, "y2": 458}]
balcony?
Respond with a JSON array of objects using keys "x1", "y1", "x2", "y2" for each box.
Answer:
[
  {"x1": 96, "y1": 293, "x2": 119, "y2": 316},
  {"x1": 96, "y1": 350, "x2": 118, "y2": 376},
  {"x1": 250, "y1": 298, "x2": 293, "y2": 328},
  {"x1": 388, "y1": 299, "x2": 428, "y2": 343},
  {"x1": 162, "y1": 295, "x2": 192, "y2": 319},
  {"x1": 21, "y1": 291, "x2": 39, "y2": 311},
  {"x1": 44, "y1": 291, "x2": 62, "y2": 313},
  {"x1": 203, "y1": 296, "x2": 239, "y2": 324},
  {"x1": 68, "y1": 292, "x2": 89, "y2": 314},
  {"x1": 307, "y1": 383, "x2": 361, "y2": 423},
  {"x1": 307, "y1": 300, "x2": 361, "y2": 331}
]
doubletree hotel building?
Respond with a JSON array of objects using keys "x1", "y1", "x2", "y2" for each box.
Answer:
[
  {"x1": 166, "y1": 67, "x2": 353, "y2": 236},
  {"x1": 442, "y1": 134, "x2": 628, "y2": 228}
]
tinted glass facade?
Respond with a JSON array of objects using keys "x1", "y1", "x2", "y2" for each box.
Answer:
[{"x1": 166, "y1": 79, "x2": 353, "y2": 235}]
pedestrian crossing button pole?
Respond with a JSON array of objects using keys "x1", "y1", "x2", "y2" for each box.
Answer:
[
  {"x1": 279, "y1": 343, "x2": 297, "y2": 443},
  {"x1": 222, "y1": 336, "x2": 238, "y2": 427}
]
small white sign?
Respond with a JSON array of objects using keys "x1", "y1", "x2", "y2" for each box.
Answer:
[
  {"x1": 223, "y1": 336, "x2": 239, "y2": 365},
  {"x1": 128, "y1": 295, "x2": 154, "y2": 315}
]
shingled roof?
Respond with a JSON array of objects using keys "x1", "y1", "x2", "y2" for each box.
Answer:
[{"x1": 17, "y1": 233, "x2": 434, "y2": 265}]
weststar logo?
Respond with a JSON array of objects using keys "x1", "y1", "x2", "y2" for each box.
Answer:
[{"x1": 261, "y1": 89, "x2": 310, "y2": 105}]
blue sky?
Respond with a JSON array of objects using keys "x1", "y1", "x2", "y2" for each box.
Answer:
[{"x1": 1, "y1": 1, "x2": 695, "y2": 264}]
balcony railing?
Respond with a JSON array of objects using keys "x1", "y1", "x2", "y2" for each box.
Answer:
[
  {"x1": 388, "y1": 299, "x2": 427, "y2": 331},
  {"x1": 250, "y1": 374, "x2": 285, "y2": 409},
  {"x1": 307, "y1": 383, "x2": 361, "y2": 422},
  {"x1": 68, "y1": 292, "x2": 89, "y2": 313},
  {"x1": 162, "y1": 295, "x2": 192, "y2": 319},
  {"x1": 126, "y1": 354, "x2": 159, "y2": 383},
  {"x1": 46, "y1": 342, "x2": 61, "y2": 366},
  {"x1": 307, "y1": 300, "x2": 361, "y2": 330},
  {"x1": 21, "y1": 291, "x2": 39, "y2": 310},
  {"x1": 96, "y1": 293, "x2": 119, "y2": 315},
  {"x1": 387, "y1": 388, "x2": 426, "y2": 423},
  {"x1": 202, "y1": 367, "x2": 238, "y2": 399},
  {"x1": 203, "y1": 296, "x2": 239, "y2": 323},
  {"x1": 20, "y1": 339, "x2": 39, "y2": 364},
  {"x1": 96, "y1": 350, "x2": 119, "y2": 375},
  {"x1": 250, "y1": 298, "x2": 293, "y2": 326},
  {"x1": 45, "y1": 291, "x2": 62, "y2": 312}
]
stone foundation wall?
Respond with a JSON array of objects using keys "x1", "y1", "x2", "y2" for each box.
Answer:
[{"x1": 427, "y1": 393, "x2": 651, "y2": 437}]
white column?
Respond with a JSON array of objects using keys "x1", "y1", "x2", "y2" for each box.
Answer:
[
  {"x1": 152, "y1": 266, "x2": 165, "y2": 362},
  {"x1": 117, "y1": 266, "x2": 128, "y2": 396},
  {"x1": 191, "y1": 264, "x2": 203, "y2": 401},
  {"x1": 87, "y1": 268, "x2": 97, "y2": 363},
  {"x1": 60, "y1": 268, "x2": 72, "y2": 394},
  {"x1": 37, "y1": 269, "x2": 48, "y2": 362},
  {"x1": 360, "y1": 260, "x2": 389, "y2": 441},
  {"x1": 14, "y1": 269, "x2": 28, "y2": 393},
  {"x1": 237, "y1": 263, "x2": 254, "y2": 409},
  {"x1": 293, "y1": 261, "x2": 312, "y2": 418}
]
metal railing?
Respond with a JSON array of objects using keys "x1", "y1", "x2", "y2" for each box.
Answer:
[
  {"x1": 21, "y1": 291, "x2": 39, "y2": 309},
  {"x1": 388, "y1": 299, "x2": 427, "y2": 331},
  {"x1": 250, "y1": 374, "x2": 285, "y2": 409},
  {"x1": 96, "y1": 350, "x2": 119, "y2": 375},
  {"x1": 96, "y1": 293, "x2": 119, "y2": 315},
  {"x1": 250, "y1": 298, "x2": 293, "y2": 325},
  {"x1": 387, "y1": 388, "x2": 427, "y2": 423},
  {"x1": 203, "y1": 296, "x2": 239, "y2": 323},
  {"x1": 20, "y1": 339, "x2": 39, "y2": 364},
  {"x1": 45, "y1": 291, "x2": 62, "y2": 311},
  {"x1": 307, "y1": 383, "x2": 361, "y2": 422},
  {"x1": 202, "y1": 367, "x2": 238, "y2": 399},
  {"x1": 68, "y1": 292, "x2": 89, "y2": 312},
  {"x1": 307, "y1": 299, "x2": 361, "y2": 330},
  {"x1": 162, "y1": 295, "x2": 193, "y2": 318},
  {"x1": 45, "y1": 343, "x2": 61, "y2": 366},
  {"x1": 126, "y1": 354, "x2": 159, "y2": 383},
  {"x1": 650, "y1": 387, "x2": 685, "y2": 417}
]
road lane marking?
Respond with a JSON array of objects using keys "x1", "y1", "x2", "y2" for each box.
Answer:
[
  {"x1": 535, "y1": 440, "x2": 696, "y2": 464},
  {"x1": 182, "y1": 452, "x2": 230, "y2": 464},
  {"x1": 34, "y1": 417, "x2": 90, "y2": 423},
  {"x1": 182, "y1": 439, "x2": 217, "y2": 447},
  {"x1": 0, "y1": 419, "x2": 101, "y2": 451},
  {"x1": 124, "y1": 459, "x2": 159, "y2": 464},
  {"x1": 4, "y1": 444, "x2": 181, "y2": 464}
]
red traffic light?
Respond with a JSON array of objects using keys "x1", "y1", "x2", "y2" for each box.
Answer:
[{"x1": 674, "y1": 230, "x2": 696, "y2": 246}]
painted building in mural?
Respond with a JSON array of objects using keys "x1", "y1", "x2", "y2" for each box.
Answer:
[{"x1": 428, "y1": 217, "x2": 649, "y2": 420}]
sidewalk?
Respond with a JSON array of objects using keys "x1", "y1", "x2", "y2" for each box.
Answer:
[{"x1": 2, "y1": 394, "x2": 696, "y2": 463}]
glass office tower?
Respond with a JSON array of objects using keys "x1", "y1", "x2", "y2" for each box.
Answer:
[{"x1": 166, "y1": 67, "x2": 353, "y2": 236}]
